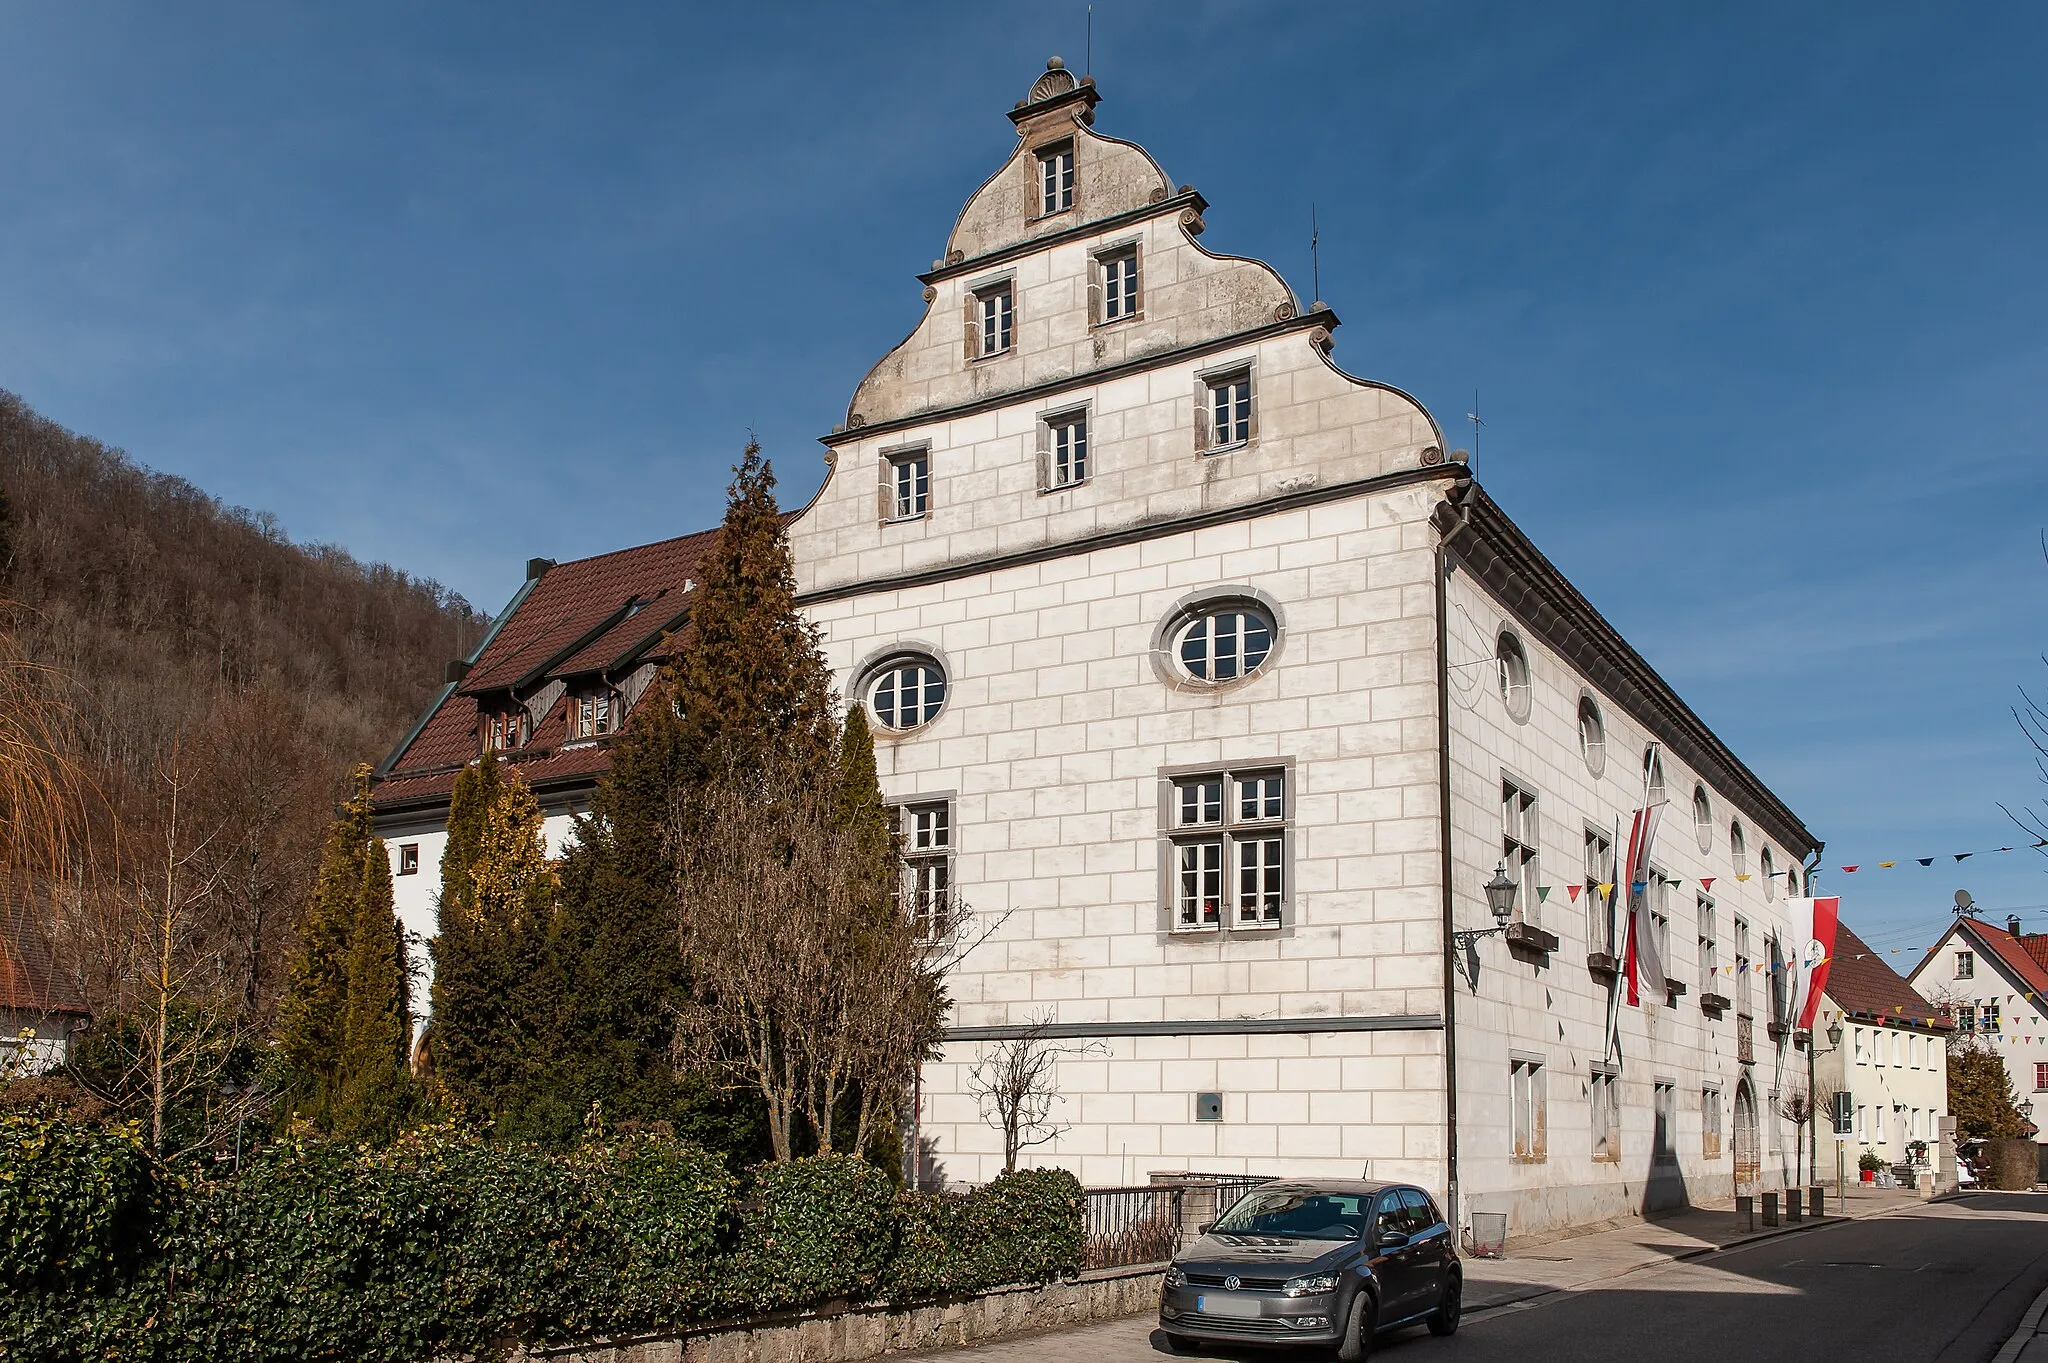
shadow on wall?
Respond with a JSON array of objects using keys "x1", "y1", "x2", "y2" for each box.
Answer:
[{"x1": 914, "y1": 1135, "x2": 950, "y2": 1192}]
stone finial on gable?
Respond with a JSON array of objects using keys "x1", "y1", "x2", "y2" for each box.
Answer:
[{"x1": 1010, "y1": 55, "x2": 1098, "y2": 133}]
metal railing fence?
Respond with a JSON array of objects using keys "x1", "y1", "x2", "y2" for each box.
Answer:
[{"x1": 1080, "y1": 1174, "x2": 1275, "y2": 1270}]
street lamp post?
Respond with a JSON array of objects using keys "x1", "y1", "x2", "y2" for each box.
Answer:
[
  {"x1": 1449, "y1": 864, "x2": 1519, "y2": 986},
  {"x1": 1807, "y1": 1018, "x2": 1844, "y2": 1207}
]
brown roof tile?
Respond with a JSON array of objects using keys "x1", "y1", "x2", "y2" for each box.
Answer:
[
  {"x1": 0, "y1": 903, "x2": 86, "y2": 1018},
  {"x1": 1825, "y1": 920, "x2": 1947, "y2": 1029},
  {"x1": 375, "y1": 527, "x2": 716, "y2": 807}
]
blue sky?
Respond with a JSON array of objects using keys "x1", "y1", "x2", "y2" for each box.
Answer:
[{"x1": 4, "y1": 2, "x2": 2045, "y2": 964}]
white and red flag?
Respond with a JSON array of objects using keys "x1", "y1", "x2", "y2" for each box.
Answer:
[
  {"x1": 1787, "y1": 895, "x2": 1842, "y2": 1031},
  {"x1": 1620, "y1": 799, "x2": 1666, "y2": 1007}
]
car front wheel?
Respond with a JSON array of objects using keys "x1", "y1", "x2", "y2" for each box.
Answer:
[
  {"x1": 1335, "y1": 1289, "x2": 1376, "y2": 1362},
  {"x1": 1427, "y1": 1272, "x2": 1461, "y2": 1336}
]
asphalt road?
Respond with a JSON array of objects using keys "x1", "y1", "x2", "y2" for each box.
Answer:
[{"x1": 929, "y1": 1194, "x2": 2048, "y2": 1363}]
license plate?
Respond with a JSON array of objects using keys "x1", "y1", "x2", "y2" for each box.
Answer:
[{"x1": 1195, "y1": 1294, "x2": 1261, "y2": 1319}]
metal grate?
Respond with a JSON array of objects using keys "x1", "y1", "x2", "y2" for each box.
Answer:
[{"x1": 1082, "y1": 1185, "x2": 1184, "y2": 1269}]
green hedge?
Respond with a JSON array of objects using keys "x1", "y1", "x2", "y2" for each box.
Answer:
[{"x1": 0, "y1": 1113, "x2": 1084, "y2": 1363}]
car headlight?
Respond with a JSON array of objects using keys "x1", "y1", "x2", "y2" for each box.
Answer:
[
  {"x1": 1282, "y1": 1272, "x2": 1340, "y2": 1297},
  {"x1": 1163, "y1": 1265, "x2": 1187, "y2": 1289}
]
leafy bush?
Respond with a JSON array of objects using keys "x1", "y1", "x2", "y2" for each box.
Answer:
[
  {"x1": 727, "y1": 1154, "x2": 898, "y2": 1313},
  {"x1": 889, "y1": 1168, "x2": 1086, "y2": 1300},
  {"x1": 0, "y1": 1117, "x2": 1085, "y2": 1362}
]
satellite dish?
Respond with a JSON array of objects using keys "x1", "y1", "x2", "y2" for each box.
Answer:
[{"x1": 1954, "y1": 889, "x2": 1974, "y2": 913}]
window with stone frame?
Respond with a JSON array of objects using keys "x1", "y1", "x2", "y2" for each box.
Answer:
[
  {"x1": 1731, "y1": 821, "x2": 1748, "y2": 877},
  {"x1": 1512, "y1": 1058, "x2": 1547, "y2": 1162},
  {"x1": 1697, "y1": 893, "x2": 1718, "y2": 995},
  {"x1": 1590, "y1": 1065, "x2": 1620, "y2": 1160},
  {"x1": 1198, "y1": 366, "x2": 1254, "y2": 452},
  {"x1": 881, "y1": 446, "x2": 931, "y2": 521},
  {"x1": 1761, "y1": 845, "x2": 1777, "y2": 901},
  {"x1": 1164, "y1": 766, "x2": 1289, "y2": 932},
  {"x1": 1096, "y1": 245, "x2": 1140, "y2": 323},
  {"x1": 568, "y1": 686, "x2": 621, "y2": 740},
  {"x1": 1584, "y1": 825, "x2": 1615, "y2": 954},
  {"x1": 1041, "y1": 407, "x2": 1089, "y2": 490},
  {"x1": 1735, "y1": 916, "x2": 1752, "y2": 1018},
  {"x1": 897, "y1": 798, "x2": 954, "y2": 939},
  {"x1": 971, "y1": 281, "x2": 1014, "y2": 359},
  {"x1": 1578, "y1": 695, "x2": 1606, "y2": 775},
  {"x1": 1036, "y1": 139, "x2": 1074, "y2": 216},
  {"x1": 1649, "y1": 869, "x2": 1674, "y2": 1002},
  {"x1": 1702, "y1": 1086, "x2": 1723, "y2": 1159},
  {"x1": 1502, "y1": 778, "x2": 1539, "y2": 925},
  {"x1": 1653, "y1": 1079, "x2": 1678, "y2": 1161}
]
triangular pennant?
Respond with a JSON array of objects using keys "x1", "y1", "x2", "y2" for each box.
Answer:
[
  {"x1": 1631, "y1": 881, "x2": 1647, "y2": 896},
  {"x1": 1736, "y1": 874, "x2": 1751, "y2": 881},
  {"x1": 1879, "y1": 861, "x2": 1896, "y2": 868},
  {"x1": 1841, "y1": 865, "x2": 1859, "y2": 873},
  {"x1": 1917, "y1": 858, "x2": 1933, "y2": 866},
  {"x1": 1700, "y1": 876, "x2": 1715, "y2": 891},
  {"x1": 1956, "y1": 852, "x2": 1973, "y2": 862},
  {"x1": 1567, "y1": 884, "x2": 1583, "y2": 903},
  {"x1": 1599, "y1": 882, "x2": 1615, "y2": 896},
  {"x1": 1538, "y1": 886, "x2": 1551, "y2": 903}
]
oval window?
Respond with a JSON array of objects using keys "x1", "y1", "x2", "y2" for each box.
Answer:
[
  {"x1": 1496, "y1": 631, "x2": 1532, "y2": 722},
  {"x1": 867, "y1": 657, "x2": 948, "y2": 731},
  {"x1": 1177, "y1": 606, "x2": 1274, "y2": 682}
]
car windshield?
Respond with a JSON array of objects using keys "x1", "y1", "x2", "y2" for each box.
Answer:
[{"x1": 1210, "y1": 1189, "x2": 1369, "y2": 1241}]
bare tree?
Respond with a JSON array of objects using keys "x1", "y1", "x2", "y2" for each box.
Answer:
[
  {"x1": 2004, "y1": 531, "x2": 2048, "y2": 851},
  {"x1": 1774, "y1": 1085, "x2": 1815, "y2": 1189},
  {"x1": 671, "y1": 751, "x2": 989, "y2": 1160},
  {"x1": 966, "y1": 1014, "x2": 1108, "y2": 1173}
]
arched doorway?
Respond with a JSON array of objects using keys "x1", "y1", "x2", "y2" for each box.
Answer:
[{"x1": 1733, "y1": 1079, "x2": 1760, "y2": 1195}]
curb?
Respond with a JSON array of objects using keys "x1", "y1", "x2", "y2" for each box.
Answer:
[
  {"x1": 1993, "y1": 1279, "x2": 2048, "y2": 1363},
  {"x1": 1464, "y1": 1195, "x2": 1950, "y2": 1319}
]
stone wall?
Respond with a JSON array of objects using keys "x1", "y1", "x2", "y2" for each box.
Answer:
[{"x1": 515, "y1": 1267, "x2": 1163, "y2": 1363}]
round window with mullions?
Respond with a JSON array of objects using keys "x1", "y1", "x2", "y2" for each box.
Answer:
[
  {"x1": 1176, "y1": 605, "x2": 1275, "y2": 683},
  {"x1": 866, "y1": 656, "x2": 948, "y2": 732}
]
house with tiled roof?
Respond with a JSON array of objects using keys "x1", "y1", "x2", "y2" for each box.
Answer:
[
  {"x1": 373, "y1": 57, "x2": 1833, "y2": 1242},
  {"x1": 1908, "y1": 913, "x2": 2048, "y2": 1143},
  {"x1": 373, "y1": 529, "x2": 718, "y2": 970},
  {"x1": 0, "y1": 902, "x2": 87, "y2": 1075},
  {"x1": 1811, "y1": 921, "x2": 1951, "y2": 1167}
]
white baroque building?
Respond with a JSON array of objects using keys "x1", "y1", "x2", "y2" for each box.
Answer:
[{"x1": 375, "y1": 59, "x2": 1826, "y2": 1240}]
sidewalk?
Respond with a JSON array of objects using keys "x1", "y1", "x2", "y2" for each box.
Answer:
[{"x1": 1463, "y1": 1183, "x2": 1934, "y2": 1312}]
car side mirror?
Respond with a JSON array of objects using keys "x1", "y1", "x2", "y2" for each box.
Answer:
[
  {"x1": 1376, "y1": 1230, "x2": 1410, "y2": 1251},
  {"x1": 1197, "y1": 1222, "x2": 1214, "y2": 1236}
]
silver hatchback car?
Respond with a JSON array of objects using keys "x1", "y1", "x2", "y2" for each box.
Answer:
[{"x1": 1157, "y1": 1179, "x2": 1461, "y2": 1360}]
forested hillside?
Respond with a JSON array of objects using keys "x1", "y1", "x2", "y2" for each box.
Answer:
[{"x1": 0, "y1": 390, "x2": 484, "y2": 1075}]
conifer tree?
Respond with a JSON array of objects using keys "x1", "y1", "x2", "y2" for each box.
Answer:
[
  {"x1": 275, "y1": 764, "x2": 377, "y2": 1124},
  {"x1": 432, "y1": 763, "x2": 559, "y2": 1123},
  {"x1": 332, "y1": 841, "x2": 412, "y2": 1141},
  {"x1": 1948, "y1": 1041, "x2": 2026, "y2": 1139},
  {"x1": 545, "y1": 442, "x2": 827, "y2": 1154}
]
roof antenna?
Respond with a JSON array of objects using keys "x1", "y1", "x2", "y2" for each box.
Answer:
[
  {"x1": 1310, "y1": 202, "x2": 1321, "y2": 307},
  {"x1": 1466, "y1": 389, "x2": 1484, "y2": 466},
  {"x1": 1086, "y1": 5, "x2": 1093, "y2": 76}
]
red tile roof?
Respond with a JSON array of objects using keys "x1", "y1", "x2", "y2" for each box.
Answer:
[
  {"x1": 1825, "y1": 920, "x2": 1948, "y2": 1030},
  {"x1": 373, "y1": 528, "x2": 717, "y2": 812},
  {"x1": 2020, "y1": 932, "x2": 2048, "y2": 977},
  {"x1": 0, "y1": 902, "x2": 86, "y2": 1018},
  {"x1": 1955, "y1": 917, "x2": 2048, "y2": 998}
]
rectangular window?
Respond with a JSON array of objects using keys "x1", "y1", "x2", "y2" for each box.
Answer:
[
  {"x1": 1511, "y1": 1058, "x2": 1546, "y2": 1161},
  {"x1": 1585, "y1": 826, "x2": 1615, "y2": 954},
  {"x1": 1038, "y1": 142, "x2": 1074, "y2": 215},
  {"x1": 1205, "y1": 370, "x2": 1252, "y2": 449},
  {"x1": 1099, "y1": 247, "x2": 1139, "y2": 322},
  {"x1": 1983, "y1": 1002, "x2": 2001, "y2": 1034},
  {"x1": 976, "y1": 284, "x2": 1014, "y2": 357},
  {"x1": 1502, "y1": 779, "x2": 1539, "y2": 925},
  {"x1": 1702, "y1": 1087, "x2": 1723, "y2": 1159},
  {"x1": 1653, "y1": 1080, "x2": 1677, "y2": 1161},
  {"x1": 2035, "y1": 1062, "x2": 2047, "y2": 1091},
  {"x1": 899, "y1": 799, "x2": 953, "y2": 937},
  {"x1": 484, "y1": 710, "x2": 527, "y2": 752},
  {"x1": 1955, "y1": 950, "x2": 1974, "y2": 979},
  {"x1": 1734, "y1": 917, "x2": 1752, "y2": 1018},
  {"x1": 398, "y1": 844, "x2": 420, "y2": 876},
  {"x1": 885, "y1": 448, "x2": 931, "y2": 520},
  {"x1": 1957, "y1": 1004, "x2": 1976, "y2": 1033},
  {"x1": 1166, "y1": 767, "x2": 1290, "y2": 932},
  {"x1": 1697, "y1": 894, "x2": 1717, "y2": 995},
  {"x1": 569, "y1": 689, "x2": 620, "y2": 740},
  {"x1": 1854, "y1": 1027, "x2": 1867, "y2": 1065},
  {"x1": 1590, "y1": 1066, "x2": 1620, "y2": 1161},
  {"x1": 1649, "y1": 871, "x2": 1673, "y2": 1000},
  {"x1": 1045, "y1": 410, "x2": 1088, "y2": 489}
]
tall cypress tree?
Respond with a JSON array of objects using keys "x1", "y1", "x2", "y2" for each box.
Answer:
[
  {"x1": 332, "y1": 842, "x2": 412, "y2": 1141},
  {"x1": 544, "y1": 442, "x2": 826, "y2": 1155},
  {"x1": 275, "y1": 764, "x2": 377, "y2": 1125}
]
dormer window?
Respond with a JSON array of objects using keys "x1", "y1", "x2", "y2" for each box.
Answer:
[
  {"x1": 483, "y1": 708, "x2": 527, "y2": 753},
  {"x1": 974, "y1": 283, "x2": 1013, "y2": 359},
  {"x1": 1037, "y1": 141, "x2": 1074, "y2": 216},
  {"x1": 569, "y1": 685, "x2": 621, "y2": 740}
]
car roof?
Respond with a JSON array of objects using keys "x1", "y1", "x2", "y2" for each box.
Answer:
[{"x1": 1248, "y1": 1179, "x2": 1408, "y2": 1196}]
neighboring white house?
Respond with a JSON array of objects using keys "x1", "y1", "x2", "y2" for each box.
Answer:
[
  {"x1": 1811, "y1": 920, "x2": 1951, "y2": 1177},
  {"x1": 1907, "y1": 913, "x2": 2048, "y2": 1142},
  {"x1": 1, "y1": 905, "x2": 87, "y2": 1075},
  {"x1": 374, "y1": 58, "x2": 1826, "y2": 1241}
]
